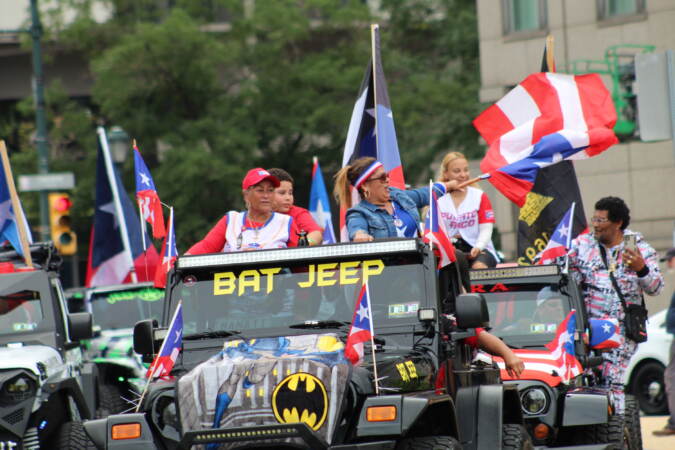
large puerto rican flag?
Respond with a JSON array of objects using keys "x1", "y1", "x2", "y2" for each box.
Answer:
[
  {"x1": 134, "y1": 145, "x2": 166, "y2": 239},
  {"x1": 475, "y1": 72, "x2": 618, "y2": 207},
  {"x1": 85, "y1": 133, "x2": 159, "y2": 287},
  {"x1": 493, "y1": 310, "x2": 583, "y2": 386},
  {"x1": 340, "y1": 24, "x2": 405, "y2": 241},
  {"x1": 535, "y1": 202, "x2": 575, "y2": 265},
  {"x1": 146, "y1": 302, "x2": 182, "y2": 380},
  {"x1": 309, "y1": 157, "x2": 336, "y2": 244},
  {"x1": 345, "y1": 283, "x2": 375, "y2": 366}
]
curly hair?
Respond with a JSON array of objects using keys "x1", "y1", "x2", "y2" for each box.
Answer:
[{"x1": 595, "y1": 196, "x2": 630, "y2": 230}]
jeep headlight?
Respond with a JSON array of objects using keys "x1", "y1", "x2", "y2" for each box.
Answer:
[
  {"x1": 520, "y1": 387, "x2": 548, "y2": 415},
  {"x1": 2, "y1": 375, "x2": 37, "y2": 404}
]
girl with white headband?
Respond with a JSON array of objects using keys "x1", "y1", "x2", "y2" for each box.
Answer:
[{"x1": 333, "y1": 157, "x2": 451, "y2": 242}]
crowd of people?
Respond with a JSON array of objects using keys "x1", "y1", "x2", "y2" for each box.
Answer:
[{"x1": 185, "y1": 153, "x2": 669, "y2": 419}]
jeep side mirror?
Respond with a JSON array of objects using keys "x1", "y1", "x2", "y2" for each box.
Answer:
[
  {"x1": 68, "y1": 312, "x2": 93, "y2": 341},
  {"x1": 134, "y1": 319, "x2": 155, "y2": 356},
  {"x1": 455, "y1": 294, "x2": 490, "y2": 329}
]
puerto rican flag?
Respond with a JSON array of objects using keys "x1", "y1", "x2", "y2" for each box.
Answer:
[
  {"x1": 146, "y1": 302, "x2": 182, "y2": 380},
  {"x1": 589, "y1": 318, "x2": 621, "y2": 350},
  {"x1": 340, "y1": 24, "x2": 405, "y2": 241},
  {"x1": 475, "y1": 73, "x2": 618, "y2": 207},
  {"x1": 154, "y1": 207, "x2": 177, "y2": 289},
  {"x1": 423, "y1": 183, "x2": 456, "y2": 268},
  {"x1": 309, "y1": 157, "x2": 336, "y2": 244},
  {"x1": 536, "y1": 202, "x2": 575, "y2": 265},
  {"x1": 134, "y1": 145, "x2": 166, "y2": 239},
  {"x1": 345, "y1": 283, "x2": 375, "y2": 366},
  {"x1": 494, "y1": 310, "x2": 582, "y2": 386}
]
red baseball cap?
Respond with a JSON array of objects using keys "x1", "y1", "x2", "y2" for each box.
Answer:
[{"x1": 242, "y1": 168, "x2": 280, "y2": 190}]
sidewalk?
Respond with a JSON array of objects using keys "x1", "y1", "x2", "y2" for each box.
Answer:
[{"x1": 641, "y1": 415, "x2": 673, "y2": 450}]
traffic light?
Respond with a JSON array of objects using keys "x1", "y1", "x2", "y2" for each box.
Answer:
[{"x1": 48, "y1": 192, "x2": 77, "y2": 255}]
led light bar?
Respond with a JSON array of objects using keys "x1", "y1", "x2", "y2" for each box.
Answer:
[
  {"x1": 469, "y1": 265, "x2": 560, "y2": 281},
  {"x1": 177, "y1": 239, "x2": 421, "y2": 269}
]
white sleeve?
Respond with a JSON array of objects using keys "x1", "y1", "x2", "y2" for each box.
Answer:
[{"x1": 475, "y1": 222, "x2": 493, "y2": 250}]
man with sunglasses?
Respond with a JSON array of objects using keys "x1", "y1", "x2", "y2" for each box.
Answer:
[{"x1": 566, "y1": 196, "x2": 663, "y2": 415}]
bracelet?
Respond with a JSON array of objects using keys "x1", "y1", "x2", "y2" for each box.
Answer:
[{"x1": 307, "y1": 237, "x2": 317, "y2": 245}]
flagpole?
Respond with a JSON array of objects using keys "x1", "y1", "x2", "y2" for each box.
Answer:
[
  {"x1": 370, "y1": 24, "x2": 379, "y2": 154},
  {"x1": 97, "y1": 127, "x2": 138, "y2": 283},
  {"x1": 365, "y1": 281, "x2": 379, "y2": 395},
  {"x1": 428, "y1": 179, "x2": 434, "y2": 254},
  {"x1": 0, "y1": 141, "x2": 33, "y2": 267},
  {"x1": 456, "y1": 174, "x2": 491, "y2": 191},
  {"x1": 563, "y1": 202, "x2": 576, "y2": 274}
]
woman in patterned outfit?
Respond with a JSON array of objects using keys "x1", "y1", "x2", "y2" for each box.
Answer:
[{"x1": 566, "y1": 197, "x2": 663, "y2": 413}]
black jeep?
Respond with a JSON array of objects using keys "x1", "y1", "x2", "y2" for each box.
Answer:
[
  {"x1": 470, "y1": 265, "x2": 640, "y2": 449},
  {"x1": 84, "y1": 239, "x2": 530, "y2": 449},
  {"x1": 0, "y1": 243, "x2": 96, "y2": 449}
]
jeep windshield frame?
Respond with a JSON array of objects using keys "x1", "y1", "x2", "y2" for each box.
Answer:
[
  {"x1": 470, "y1": 271, "x2": 588, "y2": 350},
  {"x1": 164, "y1": 240, "x2": 438, "y2": 355}
]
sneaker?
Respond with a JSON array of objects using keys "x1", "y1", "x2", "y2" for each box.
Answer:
[{"x1": 652, "y1": 427, "x2": 675, "y2": 436}]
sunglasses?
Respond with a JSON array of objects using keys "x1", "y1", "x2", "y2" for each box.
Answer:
[
  {"x1": 368, "y1": 173, "x2": 390, "y2": 183},
  {"x1": 590, "y1": 217, "x2": 610, "y2": 224}
]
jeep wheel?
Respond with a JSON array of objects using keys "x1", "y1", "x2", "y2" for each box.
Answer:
[
  {"x1": 395, "y1": 435, "x2": 461, "y2": 449},
  {"x1": 624, "y1": 395, "x2": 642, "y2": 450},
  {"x1": 55, "y1": 421, "x2": 97, "y2": 450},
  {"x1": 97, "y1": 383, "x2": 127, "y2": 416},
  {"x1": 502, "y1": 424, "x2": 533, "y2": 450},
  {"x1": 629, "y1": 361, "x2": 667, "y2": 415}
]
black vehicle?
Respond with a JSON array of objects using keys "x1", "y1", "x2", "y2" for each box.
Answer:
[
  {"x1": 470, "y1": 265, "x2": 639, "y2": 449},
  {"x1": 0, "y1": 243, "x2": 96, "y2": 449},
  {"x1": 84, "y1": 239, "x2": 530, "y2": 449}
]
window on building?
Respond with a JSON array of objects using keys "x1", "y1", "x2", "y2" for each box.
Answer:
[
  {"x1": 597, "y1": 0, "x2": 645, "y2": 20},
  {"x1": 502, "y1": 0, "x2": 548, "y2": 35}
]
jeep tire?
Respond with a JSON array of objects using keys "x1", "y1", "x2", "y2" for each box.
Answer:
[
  {"x1": 55, "y1": 421, "x2": 97, "y2": 450},
  {"x1": 97, "y1": 383, "x2": 127, "y2": 416},
  {"x1": 502, "y1": 424, "x2": 534, "y2": 450},
  {"x1": 624, "y1": 395, "x2": 642, "y2": 450},
  {"x1": 395, "y1": 435, "x2": 461, "y2": 449}
]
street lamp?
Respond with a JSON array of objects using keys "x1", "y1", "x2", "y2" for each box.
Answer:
[{"x1": 108, "y1": 126, "x2": 130, "y2": 168}]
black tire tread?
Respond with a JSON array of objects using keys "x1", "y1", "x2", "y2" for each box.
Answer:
[
  {"x1": 55, "y1": 421, "x2": 97, "y2": 450},
  {"x1": 396, "y1": 435, "x2": 462, "y2": 449},
  {"x1": 98, "y1": 383, "x2": 127, "y2": 416},
  {"x1": 625, "y1": 395, "x2": 643, "y2": 450},
  {"x1": 502, "y1": 424, "x2": 534, "y2": 450}
]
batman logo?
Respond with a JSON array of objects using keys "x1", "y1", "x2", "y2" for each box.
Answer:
[{"x1": 272, "y1": 372, "x2": 328, "y2": 431}]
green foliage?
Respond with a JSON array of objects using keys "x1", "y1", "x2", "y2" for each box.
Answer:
[{"x1": 6, "y1": 0, "x2": 480, "y2": 256}]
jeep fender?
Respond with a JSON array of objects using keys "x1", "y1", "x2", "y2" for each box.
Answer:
[
  {"x1": 562, "y1": 389, "x2": 609, "y2": 427},
  {"x1": 84, "y1": 413, "x2": 157, "y2": 450},
  {"x1": 456, "y1": 385, "x2": 507, "y2": 450},
  {"x1": 80, "y1": 362, "x2": 99, "y2": 416},
  {"x1": 42, "y1": 376, "x2": 93, "y2": 420}
]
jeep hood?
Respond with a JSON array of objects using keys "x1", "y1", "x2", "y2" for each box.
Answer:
[
  {"x1": 0, "y1": 345, "x2": 62, "y2": 379},
  {"x1": 177, "y1": 334, "x2": 350, "y2": 448}
]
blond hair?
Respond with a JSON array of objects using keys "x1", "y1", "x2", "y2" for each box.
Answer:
[
  {"x1": 439, "y1": 151, "x2": 467, "y2": 182},
  {"x1": 333, "y1": 157, "x2": 377, "y2": 208}
]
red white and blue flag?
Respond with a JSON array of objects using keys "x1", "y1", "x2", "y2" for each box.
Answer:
[
  {"x1": 494, "y1": 310, "x2": 582, "y2": 386},
  {"x1": 154, "y1": 207, "x2": 178, "y2": 289},
  {"x1": 536, "y1": 202, "x2": 576, "y2": 265},
  {"x1": 85, "y1": 134, "x2": 159, "y2": 287},
  {"x1": 475, "y1": 72, "x2": 618, "y2": 207},
  {"x1": 423, "y1": 183, "x2": 456, "y2": 268},
  {"x1": 589, "y1": 318, "x2": 621, "y2": 350},
  {"x1": 345, "y1": 283, "x2": 375, "y2": 366},
  {"x1": 309, "y1": 157, "x2": 336, "y2": 244},
  {"x1": 146, "y1": 302, "x2": 183, "y2": 380},
  {"x1": 340, "y1": 24, "x2": 405, "y2": 241},
  {"x1": 134, "y1": 145, "x2": 166, "y2": 239},
  {"x1": 0, "y1": 161, "x2": 32, "y2": 256}
]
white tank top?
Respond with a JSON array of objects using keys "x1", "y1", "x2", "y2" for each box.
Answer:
[
  {"x1": 222, "y1": 211, "x2": 292, "y2": 252},
  {"x1": 437, "y1": 187, "x2": 497, "y2": 258}
]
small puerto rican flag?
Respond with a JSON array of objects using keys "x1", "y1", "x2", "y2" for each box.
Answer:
[
  {"x1": 146, "y1": 302, "x2": 182, "y2": 380},
  {"x1": 154, "y1": 207, "x2": 177, "y2": 289},
  {"x1": 589, "y1": 318, "x2": 621, "y2": 349},
  {"x1": 134, "y1": 145, "x2": 166, "y2": 239},
  {"x1": 536, "y1": 203, "x2": 575, "y2": 265},
  {"x1": 345, "y1": 283, "x2": 375, "y2": 366}
]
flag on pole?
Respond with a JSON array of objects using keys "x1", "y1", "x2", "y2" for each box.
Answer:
[
  {"x1": 134, "y1": 145, "x2": 166, "y2": 239},
  {"x1": 589, "y1": 318, "x2": 621, "y2": 350},
  {"x1": 85, "y1": 132, "x2": 159, "y2": 287},
  {"x1": 154, "y1": 207, "x2": 177, "y2": 288},
  {"x1": 494, "y1": 310, "x2": 583, "y2": 385},
  {"x1": 0, "y1": 143, "x2": 32, "y2": 260},
  {"x1": 535, "y1": 202, "x2": 575, "y2": 265},
  {"x1": 423, "y1": 182, "x2": 456, "y2": 268},
  {"x1": 345, "y1": 283, "x2": 375, "y2": 366},
  {"x1": 309, "y1": 157, "x2": 336, "y2": 244},
  {"x1": 146, "y1": 302, "x2": 183, "y2": 380},
  {"x1": 340, "y1": 24, "x2": 405, "y2": 241}
]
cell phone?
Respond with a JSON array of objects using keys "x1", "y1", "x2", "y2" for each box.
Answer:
[{"x1": 623, "y1": 234, "x2": 637, "y2": 252}]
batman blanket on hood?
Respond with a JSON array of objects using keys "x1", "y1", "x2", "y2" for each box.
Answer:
[{"x1": 177, "y1": 334, "x2": 351, "y2": 449}]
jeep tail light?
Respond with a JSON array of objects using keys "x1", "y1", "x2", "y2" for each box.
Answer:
[
  {"x1": 366, "y1": 406, "x2": 397, "y2": 422},
  {"x1": 111, "y1": 423, "x2": 141, "y2": 440}
]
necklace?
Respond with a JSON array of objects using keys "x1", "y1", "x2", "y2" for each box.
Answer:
[
  {"x1": 391, "y1": 202, "x2": 403, "y2": 228},
  {"x1": 237, "y1": 213, "x2": 268, "y2": 249}
]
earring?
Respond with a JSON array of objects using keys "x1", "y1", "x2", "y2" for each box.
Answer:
[{"x1": 363, "y1": 189, "x2": 370, "y2": 200}]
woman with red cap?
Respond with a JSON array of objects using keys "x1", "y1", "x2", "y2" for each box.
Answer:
[{"x1": 187, "y1": 168, "x2": 299, "y2": 254}]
